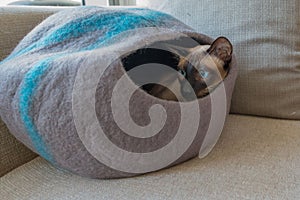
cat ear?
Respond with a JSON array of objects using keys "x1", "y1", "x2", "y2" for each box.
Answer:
[{"x1": 207, "y1": 37, "x2": 233, "y2": 63}]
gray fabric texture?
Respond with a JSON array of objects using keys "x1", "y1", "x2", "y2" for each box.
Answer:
[
  {"x1": 137, "y1": 0, "x2": 300, "y2": 119},
  {"x1": 1, "y1": 114, "x2": 299, "y2": 200},
  {"x1": 0, "y1": 7, "x2": 237, "y2": 179},
  {"x1": 0, "y1": 6, "x2": 60, "y2": 177}
]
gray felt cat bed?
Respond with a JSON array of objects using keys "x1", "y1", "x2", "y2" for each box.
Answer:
[{"x1": 0, "y1": 7, "x2": 237, "y2": 179}]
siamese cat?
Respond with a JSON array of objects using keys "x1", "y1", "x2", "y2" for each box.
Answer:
[{"x1": 149, "y1": 37, "x2": 233, "y2": 101}]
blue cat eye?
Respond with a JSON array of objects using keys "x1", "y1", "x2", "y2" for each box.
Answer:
[
  {"x1": 199, "y1": 70, "x2": 209, "y2": 78},
  {"x1": 179, "y1": 69, "x2": 186, "y2": 77}
]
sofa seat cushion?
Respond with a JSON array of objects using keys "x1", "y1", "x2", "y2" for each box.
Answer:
[{"x1": 1, "y1": 114, "x2": 299, "y2": 199}]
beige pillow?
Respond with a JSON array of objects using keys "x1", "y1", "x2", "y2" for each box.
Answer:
[{"x1": 137, "y1": 0, "x2": 300, "y2": 119}]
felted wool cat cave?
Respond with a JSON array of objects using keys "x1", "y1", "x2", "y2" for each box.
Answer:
[{"x1": 0, "y1": 7, "x2": 237, "y2": 179}]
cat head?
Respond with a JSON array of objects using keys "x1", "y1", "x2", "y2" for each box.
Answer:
[{"x1": 178, "y1": 37, "x2": 233, "y2": 98}]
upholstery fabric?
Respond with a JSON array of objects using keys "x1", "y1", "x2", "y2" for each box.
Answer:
[
  {"x1": 0, "y1": 6, "x2": 61, "y2": 61},
  {"x1": 1, "y1": 115, "x2": 299, "y2": 200},
  {"x1": 0, "y1": 119, "x2": 37, "y2": 177},
  {"x1": 137, "y1": 0, "x2": 300, "y2": 119}
]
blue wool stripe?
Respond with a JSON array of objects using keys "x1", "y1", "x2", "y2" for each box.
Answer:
[
  {"x1": 7, "y1": 9, "x2": 171, "y2": 61},
  {"x1": 19, "y1": 57, "x2": 55, "y2": 163},
  {"x1": 44, "y1": 8, "x2": 170, "y2": 49},
  {"x1": 84, "y1": 11, "x2": 171, "y2": 50}
]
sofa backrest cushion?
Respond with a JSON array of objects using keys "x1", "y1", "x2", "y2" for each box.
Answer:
[
  {"x1": 137, "y1": 0, "x2": 300, "y2": 119},
  {"x1": 0, "y1": 6, "x2": 62, "y2": 61}
]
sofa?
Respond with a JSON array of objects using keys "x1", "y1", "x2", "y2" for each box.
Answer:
[{"x1": 0, "y1": 5, "x2": 299, "y2": 200}]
